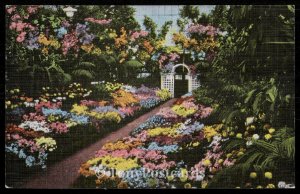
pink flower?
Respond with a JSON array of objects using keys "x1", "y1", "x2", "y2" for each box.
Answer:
[
  {"x1": 143, "y1": 162, "x2": 156, "y2": 170},
  {"x1": 84, "y1": 18, "x2": 112, "y2": 25},
  {"x1": 9, "y1": 22, "x2": 17, "y2": 30},
  {"x1": 62, "y1": 32, "x2": 79, "y2": 55},
  {"x1": 16, "y1": 21, "x2": 27, "y2": 32},
  {"x1": 223, "y1": 158, "x2": 235, "y2": 167},
  {"x1": 168, "y1": 53, "x2": 180, "y2": 62},
  {"x1": 6, "y1": 6, "x2": 16, "y2": 14},
  {"x1": 12, "y1": 134, "x2": 21, "y2": 140},
  {"x1": 50, "y1": 122, "x2": 68, "y2": 134},
  {"x1": 11, "y1": 14, "x2": 21, "y2": 22},
  {"x1": 27, "y1": 6, "x2": 39, "y2": 14},
  {"x1": 130, "y1": 30, "x2": 148, "y2": 41},
  {"x1": 128, "y1": 148, "x2": 145, "y2": 158},
  {"x1": 16, "y1": 32, "x2": 26, "y2": 42},
  {"x1": 111, "y1": 149, "x2": 129, "y2": 158},
  {"x1": 95, "y1": 149, "x2": 109, "y2": 157}
]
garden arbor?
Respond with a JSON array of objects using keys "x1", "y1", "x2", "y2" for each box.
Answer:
[{"x1": 161, "y1": 64, "x2": 200, "y2": 98}]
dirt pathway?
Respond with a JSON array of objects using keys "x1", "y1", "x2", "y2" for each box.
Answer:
[{"x1": 22, "y1": 98, "x2": 177, "y2": 188}]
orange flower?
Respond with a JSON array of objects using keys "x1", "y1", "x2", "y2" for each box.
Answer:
[{"x1": 143, "y1": 40, "x2": 154, "y2": 54}]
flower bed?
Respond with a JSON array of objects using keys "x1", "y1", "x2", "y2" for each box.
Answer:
[
  {"x1": 5, "y1": 83, "x2": 171, "y2": 173},
  {"x1": 76, "y1": 94, "x2": 290, "y2": 189},
  {"x1": 76, "y1": 94, "x2": 217, "y2": 188}
]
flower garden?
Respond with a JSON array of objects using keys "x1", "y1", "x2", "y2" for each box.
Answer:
[{"x1": 5, "y1": 5, "x2": 295, "y2": 189}]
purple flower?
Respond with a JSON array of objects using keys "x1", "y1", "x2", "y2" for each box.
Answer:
[{"x1": 24, "y1": 31, "x2": 40, "y2": 50}]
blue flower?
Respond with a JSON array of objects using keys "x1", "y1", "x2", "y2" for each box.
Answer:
[
  {"x1": 70, "y1": 113, "x2": 89, "y2": 124},
  {"x1": 140, "y1": 142, "x2": 179, "y2": 154},
  {"x1": 177, "y1": 121, "x2": 204, "y2": 135},
  {"x1": 55, "y1": 27, "x2": 68, "y2": 39},
  {"x1": 18, "y1": 149, "x2": 27, "y2": 159},
  {"x1": 140, "y1": 98, "x2": 161, "y2": 109},
  {"x1": 25, "y1": 156, "x2": 36, "y2": 167},
  {"x1": 42, "y1": 108, "x2": 69, "y2": 117},
  {"x1": 131, "y1": 115, "x2": 165, "y2": 135}
]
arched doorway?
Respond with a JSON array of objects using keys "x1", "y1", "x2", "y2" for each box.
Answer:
[
  {"x1": 160, "y1": 63, "x2": 200, "y2": 98},
  {"x1": 174, "y1": 65, "x2": 189, "y2": 97}
]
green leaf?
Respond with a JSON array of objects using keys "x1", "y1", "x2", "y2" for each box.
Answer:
[
  {"x1": 125, "y1": 60, "x2": 144, "y2": 68},
  {"x1": 266, "y1": 86, "x2": 277, "y2": 103},
  {"x1": 244, "y1": 89, "x2": 256, "y2": 103},
  {"x1": 252, "y1": 92, "x2": 262, "y2": 112}
]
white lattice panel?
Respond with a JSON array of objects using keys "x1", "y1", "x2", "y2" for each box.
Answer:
[{"x1": 161, "y1": 73, "x2": 174, "y2": 97}]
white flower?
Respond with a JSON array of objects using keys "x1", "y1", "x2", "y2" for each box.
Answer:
[
  {"x1": 184, "y1": 119, "x2": 192, "y2": 125},
  {"x1": 19, "y1": 121, "x2": 52, "y2": 133},
  {"x1": 245, "y1": 117, "x2": 255, "y2": 126},
  {"x1": 252, "y1": 134, "x2": 260, "y2": 140},
  {"x1": 195, "y1": 174, "x2": 205, "y2": 181},
  {"x1": 246, "y1": 140, "x2": 253, "y2": 147},
  {"x1": 278, "y1": 181, "x2": 286, "y2": 188}
]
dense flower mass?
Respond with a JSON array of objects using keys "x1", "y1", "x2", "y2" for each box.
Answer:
[
  {"x1": 186, "y1": 23, "x2": 222, "y2": 37},
  {"x1": 5, "y1": 83, "x2": 170, "y2": 169},
  {"x1": 84, "y1": 18, "x2": 112, "y2": 25},
  {"x1": 78, "y1": 96, "x2": 220, "y2": 188}
]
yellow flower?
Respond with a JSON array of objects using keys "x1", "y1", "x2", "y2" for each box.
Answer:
[
  {"x1": 218, "y1": 159, "x2": 224, "y2": 164},
  {"x1": 256, "y1": 185, "x2": 263, "y2": 189},
  {"x1": 99, "y1": 155, "x2": 139, "y2": 171},
  {"x1": 184, "y1": 183, "x2": 192, "y2": 189},
  {"x1": 264, "y1": 172, "x2": 272, "y2": 179},
  {"x1": 181, "y1": 168, "x2": 188, "y2": 176},
  {"x1": 236, "y1": 133, "x2": 243, "y2": 139},
  {"x1": 203, "y1": 124, "x2": 223, "y2": 141},
  {"x1": 249, "y1": 172, "x2": 257, "y2": 179},
  {"x1": 35, "y1": 137, "x2": 57, "y2": 151},
  {"x1": 70, "y1": 104, "x2": 88, "y2": 115},
  {"x1": 147, "y1": 126, "x2": 179, "y2": 138},
  {"x1": 201, "y1": 180, "x2": 208, "y2": 188},
  {"x1": 192, "y1": 142, "x2": 200, "y2": 147},
  {"x1": 237, "y1": 151, "x2": 244, "y2": 157},
  {"x1": 203, "y1": 159, "x2": 211, "y2": 167},
  {"x1": 41, "y1": 47, "x2": 49, "y2": 55},
  {"x1": 268, "y1": 128, "x2": 275, "y2": 134},
  {"x1": 167, "y1": 175, "x2": 174, "y2": 181},
  {"x1": 264, "y1": 134, "x2": 272, "y2": 140},
  {"x1": 81, "y1": 44, "x2": 94, "y2": 53},
  {"x1": 266, "y1": 184, "x2": 275, "y2": 189},
  {"x1": 222, "y1": 130, "x2": 228, "y2": 137}
]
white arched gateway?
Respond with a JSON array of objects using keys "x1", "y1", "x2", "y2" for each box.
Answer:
[{"x1": 160, "y1": 64, "x2": 200, "y2": 98}]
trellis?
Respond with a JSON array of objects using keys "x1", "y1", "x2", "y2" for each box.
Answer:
[{"x1": 161, "y1": 64, "x2": 200, "y2": 97}]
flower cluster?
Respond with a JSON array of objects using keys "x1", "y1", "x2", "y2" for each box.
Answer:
[
  {"x1": 187, "y1": 24, "x2": 221, "y2": 37},
  {"x1": 84, "y1": 18, "x2": 112, "y2": 25},
  {"x1": 79, "y1": 95, "x2": 218, "y2": 188},
  {"x1": 6, "y1": 82, "x2": 169, "y2": 169},
  {"x1": 130, "y1": 30, "x2": 149, "y2": 41}
]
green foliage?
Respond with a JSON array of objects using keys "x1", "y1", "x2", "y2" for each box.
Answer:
[
  {"x1": 158, "y1": 21, "x2": 173, "y2": 39},
  {"x1": 89, "y1": 84, "x2": 111, "y2": 100},
  {"x1": 71, "y1": 62, "x2": 96, "y2": 84},
  {"x1": 143, "y1": 16, "x2": 157, "y2": 39}
]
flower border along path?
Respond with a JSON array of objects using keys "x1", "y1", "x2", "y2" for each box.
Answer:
[{"x1": 22, "y1": 98, "x2": 177, "y2": 188}]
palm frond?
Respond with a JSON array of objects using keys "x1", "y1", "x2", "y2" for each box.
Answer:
[{"x1": 72, "y1": 69, "x2": 95, "y2": 80}]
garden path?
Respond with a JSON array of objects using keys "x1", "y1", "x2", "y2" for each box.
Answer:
[{"x1": 22, "y1": 98, "x2": 177, "y2": 188}]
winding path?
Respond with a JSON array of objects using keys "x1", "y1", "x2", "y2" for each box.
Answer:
[{"x1": 22, "y1": 98, "x2": 177, "y2": 188}]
